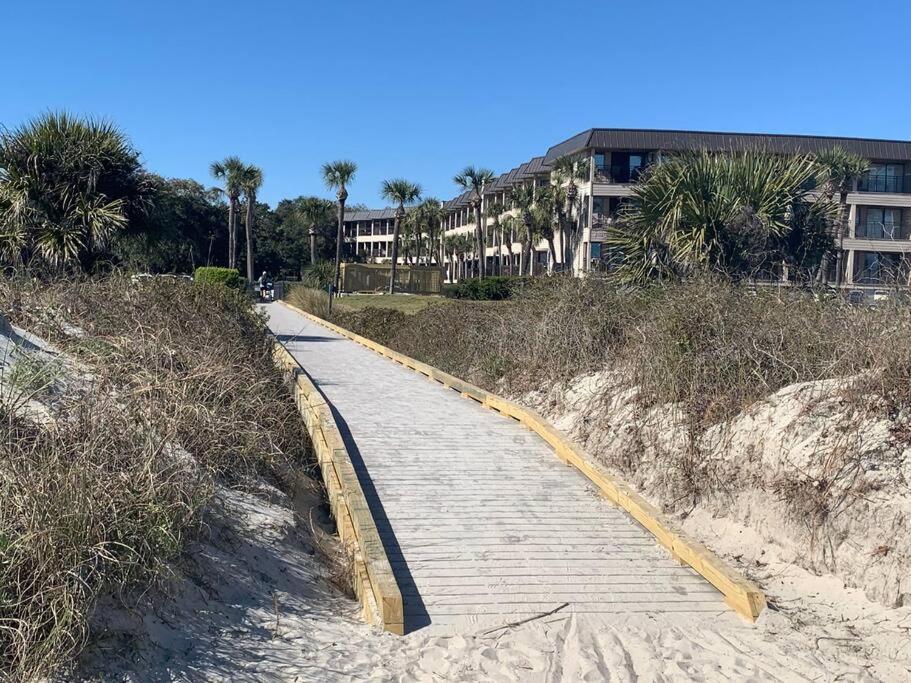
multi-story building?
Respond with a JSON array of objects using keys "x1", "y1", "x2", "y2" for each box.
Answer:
[{"x1": 346, "y1": 129, "x2": 911, "y2": 289}]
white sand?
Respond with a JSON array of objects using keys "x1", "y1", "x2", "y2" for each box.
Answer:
[
  {"x1": 73, "y1": 478, "x2": 911, "y2": 681},
  {"x1": 3, "y1": 314, "x2": 899, "y2": 681}
]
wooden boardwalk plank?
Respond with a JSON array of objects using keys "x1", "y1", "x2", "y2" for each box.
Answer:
[{"x1": 265, "y1": 303, "x2": 759, "y2": 631}]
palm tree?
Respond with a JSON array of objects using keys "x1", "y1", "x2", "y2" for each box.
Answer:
[
  {"x1": 211, "y1": 156, "x2": 245, "y2": 269},
  {"x1": 604, "y1": 149, "x2": 833, "y2": 284},
  {"x1": 380, "y1": 178, "x2": 422, "y2": 294},
  {"x1": 321, "y1": 160, "x2": 357, "y2": 310},
  {"x1": 454, "y1": 166, "x2": 495, "y2": 278},
  {"x1": 0, "y1": 112, "x2": 147, "y2": 269},
  {"x1": 416, "y1": 198, "x2": 444, "y2": 267},
  {"x1": 486, "y1": 201, "x2": 506, "y2": 275},
  {"x1": 531, "y1": 187, "x2": 559, "y2": 269},
  {"x1": 500, "y1": 214, "x2": 518, "y2": 275},
  {"x1": 815, "y1": 147, "x2": 869, "y2": 286},
  {"x1": 239, "y1": 164, "x2": 263, "y2": 281},
  {"x1": 509, "y1": 184, "x2": 537, "y2": 276},
  {"x1": 551, "y1": 155, "x2": 590, "y2": 274},
  {"x1": 296, "y1": 197, "x2": 335, "y2": 266}
]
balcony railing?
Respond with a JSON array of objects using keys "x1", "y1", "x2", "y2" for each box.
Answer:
[
  {"x1": 858, "y1": 173, "x2": 906, "y2": 194},
  {"x1": 593, "y1": 165, "x2": 645, "y2": 184},
  {"x1": 855, "y1": 222, "x2": 904, "y2": 240}
]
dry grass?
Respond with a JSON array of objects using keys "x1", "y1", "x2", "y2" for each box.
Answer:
[
  {"x1": 0, "y1": 275, "x2": 317, "y2": 680},
  {"x1": 288, "y1": 276, "x2": 911, "y2": 513}
]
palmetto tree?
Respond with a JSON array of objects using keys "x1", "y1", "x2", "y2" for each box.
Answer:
[
  {"x1": 508, "y1": 184, "x2": 537, "y2": 275},
  {"x1": 0, "y1": 112, "x2": 147, "y2": 269},
  {"x1": 321, "y1": 160, "x2": 357, "y2": 310},
  {"x1": 415, "y1": 198, "x2": 444, "y2": 267},
  {"x1": 239, "y1": 164, "x2": 263, "y2": 281},
  {"x1": 500, "y1": 214, "x2": 518, "y2": 275},
  {"x1": 486, "y1": 201, "x2": 506, "y2": 275},
  {"x1": 296, "y1": 197, "x2": 335, "y2": 266},
  {"x1": 551, "y1": 154, "x2": 590, "y2": 273},
  {"x1": 454, "y1": 166, "x2": 495, "y2": 278},
  {"x1": 210, "y1": 156, "x2": 245, "y2": 269},
  {"x1": 531, "y1": 187, "x2": 559, "y2": 269},
  {"x1": 605, "y1": 149, "x2": 833, "y2": 284},
  {"x1": 380, "y1": 178, "x2": 422, "y2": 293},
  {"x1": 815, "y1": 147, "x2": 869, "y2": 286}
]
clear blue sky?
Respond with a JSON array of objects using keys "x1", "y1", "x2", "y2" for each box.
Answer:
[{"x1": 4, "y1": 1, "x2": 910, "y2": 207}]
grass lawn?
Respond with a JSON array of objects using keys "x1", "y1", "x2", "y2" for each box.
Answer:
[{"x1": 336, "y1": 293, "x2": 449, "y2": 315}]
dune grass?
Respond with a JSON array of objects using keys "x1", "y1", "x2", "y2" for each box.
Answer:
[{"x1": 0, "y1": 275, "x2": 316, "y2": 680}]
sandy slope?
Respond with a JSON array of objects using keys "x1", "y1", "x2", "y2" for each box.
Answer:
[{"x1": 73, "y1": 478, "x2": 910, "y2": 682}]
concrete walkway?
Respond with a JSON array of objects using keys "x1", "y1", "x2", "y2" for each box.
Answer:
[{"x1": 265, "y1": 303, "x2": 724, "y2": 631}]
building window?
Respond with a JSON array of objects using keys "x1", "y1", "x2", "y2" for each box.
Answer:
[
  {"x1": 858, "y1": 207, "x2": 902, "y2": 239},
  {"x1": 610, "y1": 152, "x2": 649, "y2": 183},
  {"x1": 860, "y1": 163, "x2": 905, "y2": 193}
]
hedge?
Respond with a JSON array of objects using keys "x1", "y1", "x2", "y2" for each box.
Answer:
[{"x1": 193, "y1": 267, "x2": 242, "y2": 289}]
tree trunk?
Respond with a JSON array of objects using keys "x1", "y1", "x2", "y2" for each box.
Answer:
[
  {"x1": 492, "y1": 220, "x2": 501, "y2": 275},
  {"x1": 244, "y1": 195, "x2": 255, "y2": 281},
  {"x1": 389, "y1": 208, "x2": 402, "y2": 294},
  {"x1": 309, "y1": 227, "x2": 316, "y2": 266},
  {"x1": 474, "y1": 200, "x2": 485, "y2": 279},
  {"x1": 834, "y1": 194, "x2": 848, "y2": 287},
  {"x1": 330, "y1": 192, "x2": 346, "y2": 314},
  {"x1": 547, "y1": 237, "x2": 558, "y2": 272},
  {"x1": 227, "y1": 200, "x2": 235, "y2": 268},
  {"x1": 524, "y1": 215, "x2": 535, "y2": 276},
  {"x1": 558, "y1": 210, "x2": 567, "y2": 273}
]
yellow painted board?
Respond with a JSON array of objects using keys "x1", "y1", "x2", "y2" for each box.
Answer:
[{"x1": 271, "y1": 338, "x2": 405, "y2": 634}]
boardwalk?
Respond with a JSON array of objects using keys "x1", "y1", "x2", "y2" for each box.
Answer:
[{"x1": 265, "y1": 303, "x2": 725, "y2": 631}]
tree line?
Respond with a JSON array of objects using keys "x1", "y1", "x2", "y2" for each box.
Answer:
[
  {"x1": 1, "y1": 111, "x2": 872, "y2": 289},
  {"x1": 0, "y1": 112, "x2": 350, "y2": 279}
]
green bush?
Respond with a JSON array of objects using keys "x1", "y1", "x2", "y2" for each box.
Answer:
[
  {"x1": 446, "y1": 276, "x2": 529, "y2": 301},
  {"x1": 193, "y1": 266, "x2": 242, "y2": 289},
  {"x1": 302, "y1": 261, "x2": 334, "y2": 290}
]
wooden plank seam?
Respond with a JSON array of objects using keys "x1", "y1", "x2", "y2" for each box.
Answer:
[{"x1": 277, "y1": 300, "x2": 767, "y2": 623}]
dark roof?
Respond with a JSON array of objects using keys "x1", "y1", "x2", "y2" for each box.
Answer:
[
  {"x1": 344, "y1": 207, "x2": 414, "y2": 222},
  {"x1": 543, "y1": 128, "x2": 911, "y2": 163},
  {"x1": 524, "y1": 156, "x2": 550, "y2": 175}
]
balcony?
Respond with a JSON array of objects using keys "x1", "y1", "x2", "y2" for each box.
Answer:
[
  {"x1": 593, "y1": 164, "x2": 645, "y2": 185},
  {"x1": 855, "y1": 221, "x2": 905, "y2": 241},
  {"x1": 858, "y1": 171, "x2": 906, "y2": 194}
]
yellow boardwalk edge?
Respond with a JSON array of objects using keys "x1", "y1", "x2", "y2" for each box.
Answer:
[
  {"x1": 272, "y1": 342, "x2": 404, "y2": 635},
  {"x1": 278, "y1": 300, "x2": 767, "y2": 623}
]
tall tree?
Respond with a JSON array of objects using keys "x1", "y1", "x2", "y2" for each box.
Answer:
[
  {"x1": 210, "y1": 156, "x2": 245, "y2": 270},
  {"x1": 486, "y1": 201, "x2": 506, "y2": 275},
  {"x1": 240, "y1": 164, "x2": 263, "y2": 281},
  {"x1": 815, "y1": 147, "x2": 869, "y2": 286},
  {"x1": 551, "y1": 155, "x2": 590, "y2": 274},
  {"x1": 531, "y1": 188, "x2": 559, "y2": 269},
  {"x1": 294, "y1": 196, "x2": 335, "y2": 266},
  {"x1": 380, "y1": 178, "x2": 422, "y2": 293},
  {"x1": 321, "y1": 160, "x2": 357, "y2": 310},
  {"x1": 0, "y1": 112, "x2": 149, "y2": 269},
  {"x1": 509, "y1": 185, "x2": 537, "y2": 276},
  {"x1": 500, "y1": 214, "x2": 517, "y2": 275},
  {"x1": 453, "y1": 166, "x2": 495, "y2": 278}
]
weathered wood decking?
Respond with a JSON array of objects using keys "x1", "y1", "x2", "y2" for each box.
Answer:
[{"x1": 265, "y1": 303, "x2": 728, "y2": 632}]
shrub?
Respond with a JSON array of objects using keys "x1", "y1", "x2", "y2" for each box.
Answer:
[
  {"x1": 193, "y1": 266, "x2": 242, "y2": 289},
  {"x1": 302, "y1": 261, "x2": 334, "y2": 290},
  {"x1": 0, "y1": 275, "x2": 315, "y2": 679},
  {"x1": 446, "y1": 276, "x2": 530, "y2": 301}
]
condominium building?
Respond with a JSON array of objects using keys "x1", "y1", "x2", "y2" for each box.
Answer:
[{"x1": 345, "y1": 128, "x2": 911, "y2": 288}]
